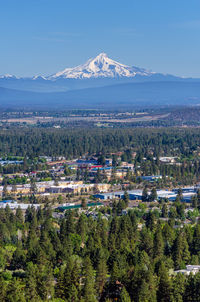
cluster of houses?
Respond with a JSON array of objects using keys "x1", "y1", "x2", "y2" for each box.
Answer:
[
  {"x1": 65, "y1": 158, "x2": 134, "y2": 180},
  {"x1": 0, "y1": 155, "x2": 198, "y2": 206}
]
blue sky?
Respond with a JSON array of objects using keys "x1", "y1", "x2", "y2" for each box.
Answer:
[{"x1": 1, "y1": 0, "x2": 200, "y2": 77}]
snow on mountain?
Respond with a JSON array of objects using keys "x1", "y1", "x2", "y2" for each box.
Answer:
[
  {"x1": 48, "y1": 53, "x2": 154, "y2": 80},
  {"x1": 32, "y1": 75, "x2": 47, "y2": 80},
  {"x1": 0, "y1": 74, "x2": 18, "y2": 79}
]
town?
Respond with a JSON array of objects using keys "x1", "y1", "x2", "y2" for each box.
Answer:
[{"x1": 1, "y1": 152, "x2": 200, "y2": 224}]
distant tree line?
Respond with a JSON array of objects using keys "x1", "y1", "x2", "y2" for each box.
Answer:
[{"x1": 0, "y1": 127, "x2": 200, "y2": 159}]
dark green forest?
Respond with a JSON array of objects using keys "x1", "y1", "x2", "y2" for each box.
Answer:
[
  {"x1": 1, "y1": 204, "x2": 200, "y2": 301},
  {"x1": 0, "y1": 127, "x2": 200, "y2": 158}
]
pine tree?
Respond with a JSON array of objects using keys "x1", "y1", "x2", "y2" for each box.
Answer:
[
  {"x1": 25, "y1": 262, "x2": 39, "y2": 302},
  {"x1": 6, "y1": 278, "x2": 26, "y2": 302},
  {"x1": 0, "y1": 275, "x2": 7, "y2": 301},
  {"x1": 145, "y1": 212, "x2": 156, "y2": 232},
  {"x1": 36, "y1": 263, "x2": 54, "y2": 301},
  {"x1": 140, "y1": 228, "x2": 154, "y2": 257},
  {"x1": 10, "y1": 243, "x2": 26, "y2": 270},
  {"x1": 2, "y1": 183, "x2": 8, "y2": 199},
  {"x1": 172, "y1": 273, "x2": 186, "y2": 302},
  {"x1": 192, "y1": 195, "x2": 198, "y2": 209},
  {"x1": 149, "y1": 188, "x2": 157, "y2": 202},
  {"x1": 142, "y1": 187, "x2": 149, "y2": 202},
  {"x1": 161, "y1": 203, "x2": 168, "y2": 218},
  {"x1": 173, "y1": 232, "x2": 190, "y2": 269},
  {"x1": 82, "y1": 256, "x2": 97, "y2": 302},
  {"x1": 157, "y1": 263, "x2": 172, "y2": 302},
  {"x1": 184, "y1": 274, "x2": 198, "y2": 301},
  {"x1": 119, "y1": 287, "x2": 131, "y2": 302},
  {"x1": 192, "y1": 224, "x2": 200, "y2": 254},
  {"x1": 110, "y1": 261, "x2": 120, "y2": 284},
  {"x1": 16, "y1": 207, "x2": 23, "y2": 224},
  {"x1": 30, "y1": 178, "x2": 37, "y2": 195},
  {"x1": 68, "y1": 284, "x2": 79, "y2": 302},
  {"x1": 96, "y1": 254, "x2": 107, "y2": 298},
  {"x1": 55, "y1": 267, "x2": 65, "y2": 299},
  {"x1": 123, "y1": 191, "x2": 129, "y2": 206},
  {"x1": 153, "y1": 228, "x2": 164, "y2": 259},
  {"x1": 77, "y1": 214, "x2": 87, "y2": 242}
]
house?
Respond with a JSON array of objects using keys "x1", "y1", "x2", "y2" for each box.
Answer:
[
  {"x1": 174, "y1": 265, "x2": 200, "y2": 275},
  {"x1": 159, "y1": 157, "x2": 177, "y2": 163}
]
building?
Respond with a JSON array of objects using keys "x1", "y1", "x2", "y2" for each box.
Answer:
[
  {"x1": 56, "y1": 202, "x2": 103, "y2": 211},
  {"x1": 94, "y1": 190, "x2": 143, "y2": 201},
  {"x1": 140, "y1": 175, "x2": 162, "y2": 182},
  {"x1": 94, "y1": 188, "x2": 196, "y2": 202},
  {"x1": 46, "y1": 184, "x2": 94, "y2": 194},
  {"x1": 0, "y1": 201, "x2": 41, "y2": 210},
  {"x1": 159, "y1": 157, "x2": 177, "y2": 163},
  {"x1": 174, "y1": 265, "x2": 200, "y2": 275}
]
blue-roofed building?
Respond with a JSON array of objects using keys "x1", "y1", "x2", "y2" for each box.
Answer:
[
  {"x1": 139, "y1": 175, "x2": 162, "y2": 182},
  {"x1": 94, "y1": 190, "x2": 143, "y2": 201},
  {"x1": 94, "y1": 189, "x2": 196, "y2": 203},
  {"x1": 94, "y1": 192, "x2": 117, "y2": 200},
  {"x1": 172, "y1": 187, "x2": 196, "y2": 194}
]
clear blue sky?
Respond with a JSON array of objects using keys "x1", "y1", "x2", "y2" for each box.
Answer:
[{"x1": 1, "y1": 0, "x2": 200, "y2": 77}]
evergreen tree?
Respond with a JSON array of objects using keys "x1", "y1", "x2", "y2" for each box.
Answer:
[
  {"x1": 0, "y1": 275, "x2": 7, "y2": 301},
  {"x1": 36, "y1": 263, "x2": 54, "y2": 301},
  {"x1": 6, "y1": 278, "x2": 26, "y2": 302},
  {"x1": 172, "y1": 273, "x2": 186, "y2": 302},
  {"x1": 149, "y1": 188, "x2": 157, "y2": 202},
  {"x1": 192, "y1": 195, "x2": 198, "y2": 209},
  {"x1": 119, "y1": 287, "x2": 131, "y2": 302},
  {"x1": 82, "y1": 256, "x2": 97, "y2": 302},
  {"x1": 25, "y1": 262, "x2": 39, "y2": 302},
  {"x1": 142, "y1": 187, "x2": 149, "y2": 202},
  {"x1": 123, "y1": 191, "x2": 129, "y2": 206},
  {"x1": 161, "y1": 203, "x2": 168, "y2": 218},
  {"x1": 68, "y1": 284, "x2": 79, "y2": 302},
  {"x1": 173, "y1": 232, "x2": 190, "y2": 269},
  {"x1": 154, "y1": 228, "x2": 164, "y2": 259},
  {"x1": 157, "y1": 263, "x2": 172, "y2": 302},
  {"x1": 2, "y1": 183, "x2": 8, "y2": 199},
  {"x1": 96, "y1": 254, "x2": 107, "y2": 298},
  {"x1": 15, "y1": 207, "x2": 23, "y2": 224}
]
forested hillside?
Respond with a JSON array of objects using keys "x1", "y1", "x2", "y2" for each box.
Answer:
[{"x1": 1, "y1": 205, "x2": 200, "y2": 301}]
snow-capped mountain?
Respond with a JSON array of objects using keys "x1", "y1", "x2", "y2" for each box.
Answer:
[
  {"x1": 48, "y1": 53, "x2": 154, "y2": 79},
  {"x1": 1, "y1": 53, "x2": 200, "y2": 109},
  {"x1": 0, "y1": 74, "x2": 18, "y2": 79},
  {"x1": 0, "y1": 53, "x2": 194, "y2": 95},
  {"x1": 32, "y1": 75, "x2": 47, "y2": 80}
]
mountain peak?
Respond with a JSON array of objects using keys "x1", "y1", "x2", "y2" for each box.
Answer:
[
  {"x1": 95, "y1": 52, "x2": 108, "y2": 60},
  {"x1": 0, "y1": 74, "x2": 18, "y2": 79},
  {"x1": 48, "y1": 53, "x2": 154, "y2": 80}
]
